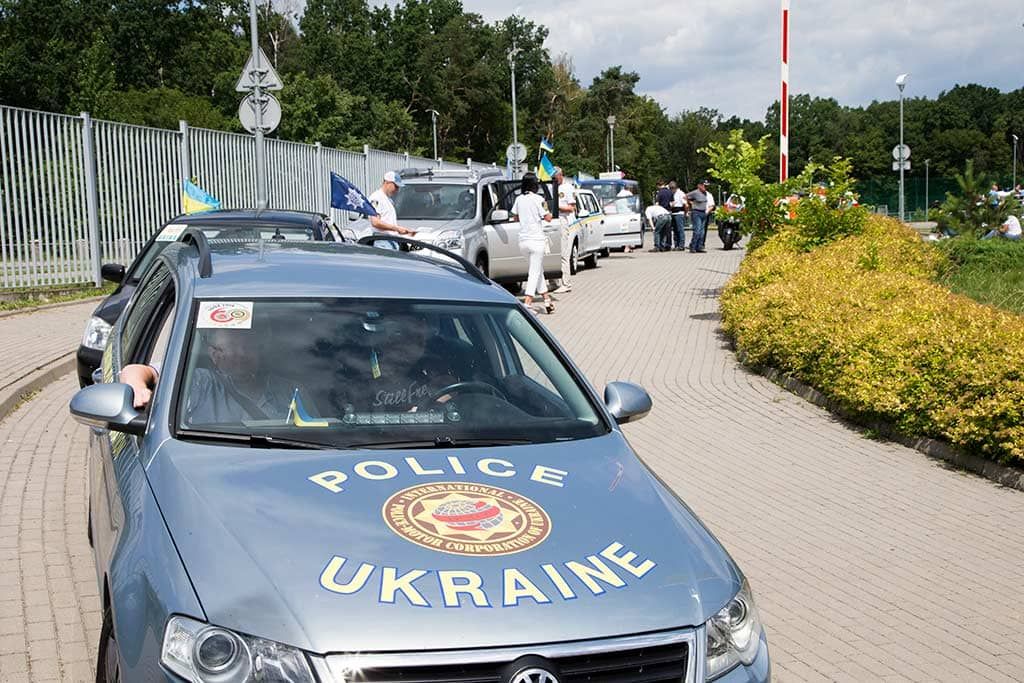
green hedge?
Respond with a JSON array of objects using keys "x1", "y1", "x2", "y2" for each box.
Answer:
[
  {"x1": 937, "y1": 238, "x2": 1024, "y2": 315},
  {"x1": 722, "y1": 216, "x2": 1024, "y2": 465}
]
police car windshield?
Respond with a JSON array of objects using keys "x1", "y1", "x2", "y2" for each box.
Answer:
[
  {"x1": 393, "y1": 184, "x2": 477, "y2": 220},
  {"x1": 175, "y1": 299, "x2": 607, "y2": 448}
]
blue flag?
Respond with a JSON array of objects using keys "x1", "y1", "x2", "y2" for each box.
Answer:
[
  {"x1": 538, "y1": 153, "x2": 557, "y2": 182},
  {"x1": 182, "y1": 180, "x2": 221, "y2": 214},
  {"x1": 330, "y1": 172, "x2": 378, "y2": 216},
  {"x1": 540, "y1": 137, "x2": 554, "y2": 154}
]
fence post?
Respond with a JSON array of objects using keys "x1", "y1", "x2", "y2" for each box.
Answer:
[
  {"x1": 316, "y1": 142, "x2": 328, "y2": 215},
  {"x1": 80, "y1": 112, "x2": 102, "y2": 287},
  {"x1": 363, "y1": 144, "x2": 371, "y2": 191},
  {"x1": 179, "y1": 120, "x2": 191, "y2": 183}
]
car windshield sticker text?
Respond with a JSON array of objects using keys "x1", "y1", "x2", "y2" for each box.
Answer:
[
  {"x1": 196, "y1": 301, "x2": 254, "y2": 329},
  {"x1": 156, "y1": 223, "x2": 188, "y2": 242}
]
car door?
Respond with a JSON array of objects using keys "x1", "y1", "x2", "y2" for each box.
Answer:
[
  {"x1": 484, "y1": 180, "x2": 560, "y2": 280},
  {"x1": 582, "y1": 193, "x2": 606, "y2": 253},
  {"x1": 90, "y1": 262, "x2": 176, "y2": 574}
]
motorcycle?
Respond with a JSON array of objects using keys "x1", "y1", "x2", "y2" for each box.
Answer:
[{"x1": 718, "y1": 216, "x2": 742, "y2": 250}]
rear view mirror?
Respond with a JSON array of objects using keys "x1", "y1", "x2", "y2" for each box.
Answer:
[
  {"x1": 69, "y1": 383, "x2": 147, "y2": 435},
  {"x1": 101, "y1": 263, "x2": 125, "y2": 284},
  {"x1": 490, "y1": 209, "x2": 510, "y2": 223},
  {"x1": 604, "y1": 381, "x2": 652, "y2": 424}
]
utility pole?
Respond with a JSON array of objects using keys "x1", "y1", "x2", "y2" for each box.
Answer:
[
  {"x1": 896, "y1": 73, "x2": 908, "y2": 222},
  {"x1": 607, "y1": 116, "x2": 617, "y2": 172},
  {"x1": 1013, "y1": 134, "x2": 1018, "y2": 190},
  {"x1": 508, "y1": 36, "x2": 520, "y2": 180},
  {"x1": 429, "y1": 109, "x2": 439, "y2": 161},
  {"x1": 248, "y1": 0, "x2": 267, "y2": 209},
  {"x1": 925, "y1": 159, "x2": 930, "y2": 222}
]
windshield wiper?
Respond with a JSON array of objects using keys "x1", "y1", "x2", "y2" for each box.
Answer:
[
  {"x1": 358, "y1": 436, "x2": 535, "y2": 450},
  {"x1": 178, "y1": 429, "x2": 339, "y2": 450}
]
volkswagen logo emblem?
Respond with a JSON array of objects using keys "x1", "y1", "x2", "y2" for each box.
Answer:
[{"x1": 510, "y1": 668, "x2": 559, "y2": 683}]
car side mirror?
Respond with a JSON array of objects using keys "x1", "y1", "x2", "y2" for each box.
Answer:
[
  {"x1": 490, "y1": 209, "x2": 510, "y2": 223},
  {"x1": 101, "y1": 263, "x2": 125, "y2": 284},
  {"x1": 604, "y1": 381, "x2": 652, "y2": 424},
  {"x1": 69, "y1": 383, "x2": 147, "y2": 435}
]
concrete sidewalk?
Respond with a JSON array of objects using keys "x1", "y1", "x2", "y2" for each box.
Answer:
[{"x1": 0, "y1": 301, "x2": 97, "y2": 416}]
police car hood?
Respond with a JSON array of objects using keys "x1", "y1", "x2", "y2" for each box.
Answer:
[
  {"x1": 148, "y1": 433, "x2": 741, "y2": 654},
  {"x1": 400, "y1": 217, "x2": 476, "y2": 236}
]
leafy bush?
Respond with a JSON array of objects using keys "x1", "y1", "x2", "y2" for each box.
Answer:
[
  {"x1": 722, "y1": 215, "x2": 1024, "y2": 465},
  {"x1": 938, "y1": 160, "x2": 1014, "y2": 238}
]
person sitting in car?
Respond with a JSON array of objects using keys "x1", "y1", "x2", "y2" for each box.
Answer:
[
  {"x1": 121, "y1": 327, "x2": 296, "y2": 424},
  {"x1": 328, "y1": 312, "x2": 497, "y2": 415}
]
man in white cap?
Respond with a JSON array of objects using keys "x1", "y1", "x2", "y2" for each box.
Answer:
[
  {"x1": 368, "y1": 171, "x2": 416, "y2": 242},
  {"x1": 553, "y1": 167, "x2": 576, "y2": 293}
]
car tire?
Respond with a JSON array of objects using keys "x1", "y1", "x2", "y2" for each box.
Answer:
[
  {"x1": 96, "y1": 607, "x2": 120, "y2": 683},
  {"x1": 583, "y1": 253, "x2": 598, "y2": 269},
  {"x1": 569, "y1": 242, "x2": 580, "y2": 275},
  {"x1": 599, "y1": 248, "x2": 610, "y2": 258}
]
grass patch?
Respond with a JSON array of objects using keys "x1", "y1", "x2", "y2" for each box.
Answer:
[
  {"x1": 936, "y1": 238, "x2": 1024, "y2": 315},
  {"x1": 0, "y1": 283, "x2": 115, "y2": 312}
]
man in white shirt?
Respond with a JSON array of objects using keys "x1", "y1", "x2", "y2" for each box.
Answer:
[
  {"x1": 669, "y1": 181, "x2": 687, "y2": 250},
  {"x1": 367, "y1": 171, "x2": 416, "y2": 246},
  {"x1": 983, "y1": 214, "x2": 1022, "y2": 240},
  {"x1": 645, "y1": 203, "x2": 672, "y2": 252},
  {"x1": 553, "y1": 167, "x2": 576, "y2": 293}
]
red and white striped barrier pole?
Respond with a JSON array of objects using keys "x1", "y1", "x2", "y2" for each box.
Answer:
[{"x1": 780, "y1": 0, "x2": 790, "y2": 182}]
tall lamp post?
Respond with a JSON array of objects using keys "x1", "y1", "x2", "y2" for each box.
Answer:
[
  {"x1": 607, "y1": 116, "x2": 617, "y2": 172},
  {"x1": 428, "y1": 109, "x2": 440, "y2": 161},
  {"x1": 1013, "y1": 134, "x2": 1019, "y2": 189},
  {"x1": 896, "y1": 73, "x2": 909, "y2": 222},
  {"x1": 508, "y1": 38, "x2": 521, "y2": 179},
  {"x1": 924, "y1": 159, "x2": 931, "y2": 221}
]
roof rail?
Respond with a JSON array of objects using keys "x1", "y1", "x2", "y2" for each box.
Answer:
[
  {"x1": 179, "y1": 228, "x2": 213, "y2": 278},
  {"x1": 357, "y1": 235, "x2": 490, "y2": 285}
]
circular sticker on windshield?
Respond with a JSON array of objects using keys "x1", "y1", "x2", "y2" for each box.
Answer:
[{"x1": 383, "y1": 483, "x2": 551, "y2": 557}]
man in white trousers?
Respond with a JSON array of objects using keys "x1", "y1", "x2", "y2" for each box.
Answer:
[{"x1": 552, "y1": 167, "x2": 576, "y2": 294}]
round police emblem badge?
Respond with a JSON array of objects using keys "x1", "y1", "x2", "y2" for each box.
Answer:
[{"x1": 383, "y1": 482, "x2": 552, "y2": 557}]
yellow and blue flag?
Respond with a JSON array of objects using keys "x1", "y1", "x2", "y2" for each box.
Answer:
[
  {"x1": 538, "y1": 153, "x2": 556, "y2": 182},
  {"x1": 182, "y1": 180, "x2": 221, "y2": 215},
  {"x1": 288, "y1": 389, "x2": 329, "y2": 428},
  {"x1": 540, "y1": 137, "x2": 555, "y2": 154}
]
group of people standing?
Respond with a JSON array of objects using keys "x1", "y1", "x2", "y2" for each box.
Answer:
[{"x1": 644, "y1": 179, "x2": 717, "y2": 253}]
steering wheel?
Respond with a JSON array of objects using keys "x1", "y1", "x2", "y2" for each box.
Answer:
[{"x1": 418, "y1": 381, "x2": 509, "y2": 408}]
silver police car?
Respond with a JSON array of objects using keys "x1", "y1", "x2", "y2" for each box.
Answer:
[{"x1": 71, "y1": 233, "x2": 770, "y2": 682}]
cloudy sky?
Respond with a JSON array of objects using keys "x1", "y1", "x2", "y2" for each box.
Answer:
[{"x1": 395, "y1": 0, "x2": 1023, "y2": 121}]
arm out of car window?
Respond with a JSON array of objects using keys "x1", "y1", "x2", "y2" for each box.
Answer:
[{"x1": 120, "y1": 364, "x2": 159, "y2": 409}]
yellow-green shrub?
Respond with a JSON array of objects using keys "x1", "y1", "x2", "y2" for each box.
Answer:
[{"x1": 722, "y1": 216, "x2": 1024, "y2": 465}]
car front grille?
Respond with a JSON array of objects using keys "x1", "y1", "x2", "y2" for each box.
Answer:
[{"x1": 323, "y1": 630, "x2": 696, "y2": 683}]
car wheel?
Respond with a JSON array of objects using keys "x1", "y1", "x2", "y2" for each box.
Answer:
[
  {"x1": 97, "y1": 607, "x2": 120, "y2": 683},
  {"x1": 599, "y1": 248, "x2": 610, "y2": 258},
  {"x1": 569, "y1": 242, "x2": 580, "y2": 275},
  {"x1": 583, "y1": 253, "x2": 598, "y2": 269}
]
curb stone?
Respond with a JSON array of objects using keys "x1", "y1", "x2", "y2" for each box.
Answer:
[
  {"x1": 735, "y1": 350, "x2": 1024, "y2": 493},
  {"x1": 0, "y1": 353, "x2": 77, "y2": 421}
]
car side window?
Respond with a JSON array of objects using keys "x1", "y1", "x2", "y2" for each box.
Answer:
[{"x1": 120, "y1": 263, "x2": 172, "y2": 360}]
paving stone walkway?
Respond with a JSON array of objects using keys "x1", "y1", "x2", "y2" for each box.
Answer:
[
  {"x1": 0, "y1": 302, "x2": 96, "y2": 396},
  {"x1": 0, "y1": 248, "x2": 1023, "y2": 681}
]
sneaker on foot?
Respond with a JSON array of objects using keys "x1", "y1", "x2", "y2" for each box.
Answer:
[{"x1": 553, "y1": 285, "x2": 572, "y2": 294}]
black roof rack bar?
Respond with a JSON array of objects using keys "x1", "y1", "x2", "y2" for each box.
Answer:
[
  {"x1": 179, "y1": 227, "x2": 213, "y2": 278},
  {"x1": 357, "y1": 235, "x2": 490, "y2": 285}
]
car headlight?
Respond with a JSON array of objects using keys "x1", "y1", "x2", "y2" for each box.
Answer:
[
  {"x1": 161, "y1": 615, "x2": 315, "y2": 683},
  {"x1": 705, "y1": 579, "x2": 764, "y2": 680},
  {"x1": 434, "y1": 229, "x2": 464, "y2": 251},
  {"x1": 81, "y1": 316, "x2": 112, "y2": 351}
]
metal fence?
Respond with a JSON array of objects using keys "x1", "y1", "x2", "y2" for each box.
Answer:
[{"x1": 0, "y1": 104, "x2": 500, "y2": 289}]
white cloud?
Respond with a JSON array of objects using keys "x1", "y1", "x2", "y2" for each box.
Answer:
[{"x1": 457, "y1": 0, "x2": 1024, "y2": 120}]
